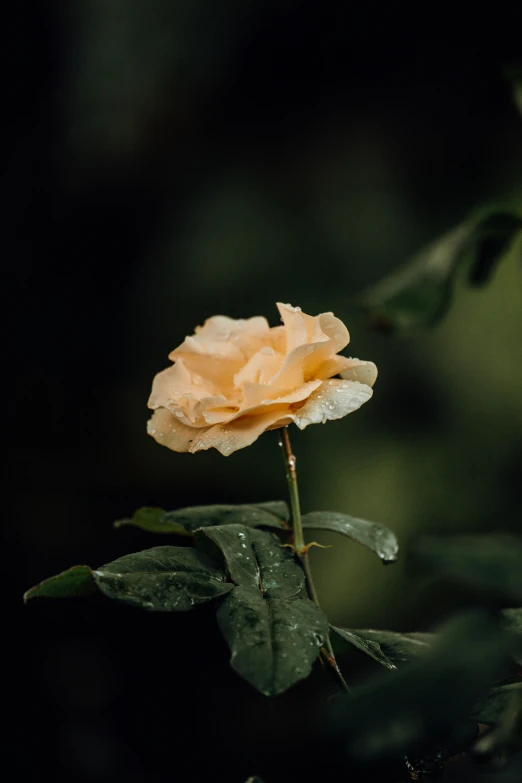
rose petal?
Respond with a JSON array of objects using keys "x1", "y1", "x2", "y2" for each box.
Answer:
[
  {"x1": 314, "y1": 355, "x2": 357, "y2": 380},
  {"x1": 195, "y1": 314, "x2": 269, "y2": 346},
  {"x1": 169, "y1": 353, "x2": 242, "y2": 393},
  {"x1": 172, "y1": 315, "x2": 270, "y2": 362},
  {"x1": 200, "y1": 406, "x2": 242, "y2": 425},
  {"x1": 340, "y1": 359, "x2": 378, "y2": 388},
  {"x1": 172, "y1": 333, "x2": 243, "y2": 361},
  {"x1": 239, "y1": 380, "x2": 323, "y2": 413},
  {"x1": 233, "y1": 347, "x2": 284, "y2": 387},
  {"x1": 306, "y1": 312, "x2": 350, "y2": 365},
  {"x1": 268, "y1": 325, "x2": 287, "y2": 353},
  {"x1": 188, "y1": 409, "x2": 290, "y2": 456},
  {"x1": 148, "y1": 359, "x2": 218, "y2": 410},
  {"x1": 194, "y1": 396, "x2": 240, "y2": 425},
  {"x1": 291, "y1": 379, "x2": 373, "y2": 430},
  {"x1": 168, "y1": 316, "x2": 272, "y2": 392},
  {"x1": 271, "y1": 307, "x2": 350, "y2": 389},
  {"x1": 277, "y1": 303, "x2": 319, "y2": 352},
  {"x1": 147, "y1": 408, "x2": 204, "y2": 453}
]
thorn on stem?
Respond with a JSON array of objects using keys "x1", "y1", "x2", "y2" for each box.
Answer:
[{"x1": 301, "y1": 541, "x2": 333, "y2": 555}]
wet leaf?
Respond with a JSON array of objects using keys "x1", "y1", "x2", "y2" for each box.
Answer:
[
  {"x1": 330, "y1": 626, "x2": 396, "y2": 669},
  {"x1": 195, "y1": 525, "x2": 304, "y2": 596},
  {"x1": 411, "y1": 535, "x2": 522, "y2": 601},
  {"x1": 93, "y1": 546, "x2": 233, "y2": 611},
  {"x1": 217, "y1": 586, "x2": 327, "y2": 697},
  {"x1": 359, "y1": 209, "x2": 521, "y2": 332},
  {"x1": 200, "y1": 525, "x2": 327, "y2": 695},
  {"x1": 331, "y1": 626, "x2": 432, "y2": 669},
  {"x1": 330, "y1": 612, "x2": 512, "y2": 761},
  {"x1": 24, "y1": 565, "x2": 96, "y2": 602},
  {"x1": 302, "y1": 511, "x2": 398, "y2": 563},
  {"x1": 115, "y1": 501, "x2": 289, "y2": 534}
]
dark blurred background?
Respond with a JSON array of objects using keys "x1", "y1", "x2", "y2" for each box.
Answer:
[{"x1": 7, "y1": 3, "x2": 522, "y2": 781}]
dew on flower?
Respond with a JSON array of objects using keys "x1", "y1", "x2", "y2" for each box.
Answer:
[{"x1": 147, "y1": 302, "x2": 375, "y2": 455}]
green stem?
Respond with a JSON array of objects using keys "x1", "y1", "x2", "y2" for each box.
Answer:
[
  {"x1": 278, "y1": 427, "x2": 350, "y2": 694},
  {"x1": 279, "y1": 427, "x2": 305, "y2": 554}
]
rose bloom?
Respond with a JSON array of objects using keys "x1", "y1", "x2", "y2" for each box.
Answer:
[{"x1": 147, "y1": 303, "x2": 377, "y2": 456}]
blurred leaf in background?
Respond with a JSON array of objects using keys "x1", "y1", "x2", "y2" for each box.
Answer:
[
  {"x1": 330, "y1": 612, "x2": 512, "y2": 763},
  {"x1": 358, "y1": 207, "x2": 522, "y2": 332}
]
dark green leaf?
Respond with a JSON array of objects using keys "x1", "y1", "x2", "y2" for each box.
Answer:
[
  {"x1": 245, "y1": 777, "x2": 264, "y2": 783},
  {"x1": 302, "y1": 511, "x2": 398, "y2": 563},
  {"x1": 195, "y1": 525, "x2": 304, "y2": 596},
  {"x1": 114, "y1": 507, "x2": 189, "y2": 535},
  {"x1": 196, "y1": 524, "x2": 260, "y2": 590},
  {"x1": 115, "y1": 502, "x2": 289, "y2": 534},
  {"x1": 472, "y1": 684, "x2": 522, "y2": 766},
  {"x1": 199, "y1": 525, "x2": 327, "y2": 695},
  {"x1": 359, "y1": 209, "x2": 522, "y2": 332},
  {"x1": 331, "y1": 626, "x2": 432, "y2": 669},
  {"x1": 24, "y1": 565, "x2": 96, "y2": 602},
  {"x1": 501, "y1": 607, "x2": 522, "y2": 636},
  {"x1": 93, "y1": 546, "x2": 232, "y2": 611},
  {"x1": 217, "y1": 586, "x2": 327, "y2": 697},
  {"x1": 411, "y1": 535, "x2": 522, "y2": 601},
  {"x1": 467, "y1": 213, "x2": 522, "y2": 286},
  {"x1": 473, "y1": 683, "x2": 522, "y2": 726},
  {"x1": 501, "y1": 608, "x2": 522, "y2": 665},
  {"x1": 330, "y1": 612, "x2": 512, "y2": 761},
  {"x1": 330, "y1": 626, "x2": 396, "y2": 669}
]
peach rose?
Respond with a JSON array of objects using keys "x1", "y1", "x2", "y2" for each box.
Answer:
[{"x1": 147, "y1": 303, "x2": 377, "y2": 456}]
